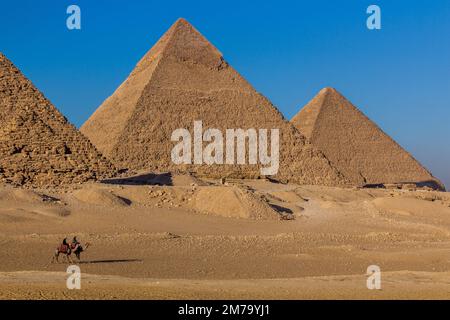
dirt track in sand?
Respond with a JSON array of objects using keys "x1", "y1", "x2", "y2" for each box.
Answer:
[{"x1": 1, "y1": 177, "x2": 450, "y2": 299}]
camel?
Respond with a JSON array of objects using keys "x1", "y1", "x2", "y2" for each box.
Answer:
[{"x1": 51, "y1": 238, "x2": 90, "y2": 264}]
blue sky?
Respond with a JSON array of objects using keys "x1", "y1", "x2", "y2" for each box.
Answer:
[{"x1": 1, "y1": 0, "x2": 449, "y2": 188}]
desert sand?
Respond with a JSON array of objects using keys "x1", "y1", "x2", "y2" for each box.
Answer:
[{"x1": 1, "y1": 174, "x2": 449, "y2": 299}]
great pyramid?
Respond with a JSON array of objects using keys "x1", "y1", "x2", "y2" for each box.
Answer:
[
  {"x1": 291, "y1": 87, "x2": 445, "y2": 190},
  {"x1": 81, "y1": 18, "x2": 346, "y2": 186},
  {"x1": 0, "y1": 53, "x2": 115, "y2": 187}
]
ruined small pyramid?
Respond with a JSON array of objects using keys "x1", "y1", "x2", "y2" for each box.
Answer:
[
  {"x1": 81, "y1": 18, "x2": 346, "y2": 186},
  {"x1": 291, "y1": 87, "x2": 445, "y2": 190},
  {"x1": 0, "y1": 53, "x2": 115, "y2": 187}
]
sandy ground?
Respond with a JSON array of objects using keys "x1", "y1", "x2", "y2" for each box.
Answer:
[{"x1": 1, "y1": 175, "x2": 450, "y2": 299}]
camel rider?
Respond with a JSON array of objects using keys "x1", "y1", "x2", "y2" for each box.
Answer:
[
  {"x1": 71, "y1": 236, "x2": 85, "y2": 260},
  {"x1": 59, "y1": 238, "x2": 70, "y2": 253},
  {"x1": 71, "y1": 237, "x2": 80, "y2": 251}
]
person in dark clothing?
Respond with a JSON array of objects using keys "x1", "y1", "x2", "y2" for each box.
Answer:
[{"x1": 71, "y1": 236, "x2": 86, "y2": 260}]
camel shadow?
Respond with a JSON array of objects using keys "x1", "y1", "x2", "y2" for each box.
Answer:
[{"x1": 78, "y1": 259, "x2": 142, "y2": 265}]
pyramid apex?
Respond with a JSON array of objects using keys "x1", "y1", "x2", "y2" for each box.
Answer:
[
  {"x1": 169, "y1": 17, "x2": 196, "y2": 33},
  {"x1": 319, "y1": 87, "x2": 339, "y2": 95},
  {"x1": 174, "y1": 17, "x2": 190, "y2": 25},
  {"x1": 153, "y1": 17, "x2": 223, "y2": 66},
  {"x1": 317, "y1": 87, "x2": 349, "y2": 103}
]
